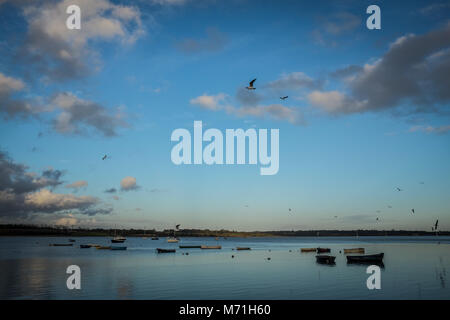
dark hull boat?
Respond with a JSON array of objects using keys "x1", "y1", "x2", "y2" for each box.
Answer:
[
  {"x1": 151, "y1": 237, "x2": 159, "y2": 240},
  {"x1": 236, "y1": 247, "x2": 251, "y2": 251},
  {"x1": 316, "y1": 255, "x2": 336, "y2": 264},
  {"x1": 49, "y1": 243, "x2": 73, "y2": 247},
  {"x1": 317, "y1": 247, "x2": 331, "y2": 253},
  {"x1": 347, "y1": 253, "x2": 384, "y2": 264},
  {"x1": 111, "y1": 239, "x2": 125, "y2": 243},
  {"x1": 80, "y1": 244, "x2": 91, "y2": 248},
  {"x1": 156, "y1": 248, "x2": 176, "y2": 253},
  {"x1": 179, "y1": 245, "x2": 202, "y2": 248}
]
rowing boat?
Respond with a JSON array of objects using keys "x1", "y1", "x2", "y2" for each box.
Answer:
[
  {"x1": 236, "y1": 247, "x2": 251, "y2": 250},
  {"x1": 201, "y1": 245, "x2": 222, "y2": 249},
  {"x1": 344, "y1": 248, "x2": 365, "y2": 254},
  {"x1": 156, "y1": 248, "x2": 176, "y2": 253},
  {"x1": 346, "y1": 253, "x2": 384, "y2": 263},
  {"x1": 179, "y1": 245, "x2": 202, "y2": 248},
  {"x1": 316, "y1": 255, "x2": 336, "y2": 264},
  {"x1": 96, "y1": 246, "x2": 111, "y2": 250},
  {"x1": 301, "y1": 248, "x2": 317, "y2": 252},
  {"x1": 316, "y1": 247, "x2": 331, "y2": 253}
]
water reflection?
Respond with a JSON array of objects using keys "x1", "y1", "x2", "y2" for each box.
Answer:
[{"x1": 0, "y1": 236, "x2": 449, "y2": 299}]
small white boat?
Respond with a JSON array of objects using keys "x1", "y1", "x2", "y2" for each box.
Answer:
[
  {"x1": 167, "y1": 237, "x2": 179, "y2": 243},
  {"x1": 111, "y1": 236, "x2": 126, "y2": 243}
]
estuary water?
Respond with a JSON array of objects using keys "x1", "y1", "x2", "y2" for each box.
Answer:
[{"x1": 0, "y1": 236, "x2": 449, "y2": 299}]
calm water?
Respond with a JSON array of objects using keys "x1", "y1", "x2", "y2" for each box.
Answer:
[{"x1": 0, "y1": 236, "x2": 449, "y2": 299}]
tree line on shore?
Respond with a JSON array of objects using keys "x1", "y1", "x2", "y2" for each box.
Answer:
[{"x1": 0, "y1": 224, "x2": 447, "y2": 237}]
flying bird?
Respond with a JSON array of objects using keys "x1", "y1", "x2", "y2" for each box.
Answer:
[
  {"x1": 434, "y1": 219, "x2": 439, "y2": 230},
  {"x1": 376, "y1": 217, "x2": 380, "y2": 221},
  {"x1": 246, "y1": 78, "x2": 256, "y2": 90},
  {"x1": 102, "y1": 155, "x2": 107, "y2": 160},
  {"x1": 396, "y1": 187, "x2": 403, "y2": 191},
  {"x1": 387, "y1": 205, "x2": 392, "y2": 208},
  {"x1": 411, "y1": 209, "x2": 415, "y2": 214},
  {"x1": 288, "y1": 208, "x2": 292, "y2": 213},
  {"x1": 280, "y1": 96, "x2": 288, "y2": 100},
  {"x1": 175, "y1": 224, "x2": 180, "y2": 230}
]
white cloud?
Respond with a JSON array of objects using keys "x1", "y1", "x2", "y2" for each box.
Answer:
[
  {"x1": 51, "y1": 92, "x2": 129, "y2": 136},
  {"x1": 265, "y1": 72, "x2": 322, "y2": 91},
  {"x1": 54, "y1": 214, "x2": 78, "y2": 226},
  {"x1": 24, "y1": 189, "x2": 97, "y2": 211},
  {"x1": 120, "y1": 176, "x2": 139, "y2": 191},
  {"x1": 0, "y1": 73, "x2": 25, "y2": 94},
  {"x1": 190, "y1": 93, "x2": 228, "y2": 111},
  {"x1": 409, "y1": 125, "x2": 450, "y2": 134},
  {"x1": 20, "y1": 0, "x2": 145, "y2": 81},
  {"x1": 65, "y1": 180, "x2": 88, "y2": 190},
  {"x1": 190, "y1": 93, "x2": 304, "y2": 125}
]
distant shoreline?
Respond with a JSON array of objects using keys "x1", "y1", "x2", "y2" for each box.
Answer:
[{"x1": 0, "y1": 224, "x2": 448, "y2": 237}]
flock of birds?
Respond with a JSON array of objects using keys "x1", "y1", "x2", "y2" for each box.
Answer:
[
  {"x1": 246, "y1": 78, "x2": 288, "y2": 101},
  {"x1": 99, "y1": 78, "x2": 440, "y2": 234}
]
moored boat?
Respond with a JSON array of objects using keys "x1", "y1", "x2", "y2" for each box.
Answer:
[
  {"x1": 344, "y1": 248, "x2": 365, "y2": 254},
  {"x1": 316, "y1": 255, "x2": 336, "y2": 264},
  {"x1": 156, "y1": 248, "x2": 176, "y2": 253},
  {"x1": 151, "y1": 237, "x2": 159, "y2": 240},
  {"x1": 69, "y1": 239, "x2": 76, "y2": 242},
  {"x1": 111, "y1": 227, "x2": 126, "y2": 243},
  {"x1": 111, "y1": 237, "x2": 126, "y2": 243},
  {"x1": 179, "y1": 245, "x2": 202, "y2": 248},
  {"x1": 346, "y1": 253, "x2": 384, "y2": 264},
  {"x1": 317, "y1": 247, "x2": 331, "y2": 253},
  {"x1": 301, "y1": 248, "x2": 317, "y2": 252},
  {"x1": 96, "y1": 246, "x2": 111, "y2": 250},
  {"x1": 236, "y1": 247, "x2": 251, "y2": 250},
  {"x1": 201, "y1": 245, "x2": 221, "y2": 249},
  {"x1": 111, "y1": 246, "x2": 127, "y2": 250},
  {"x1": 167, "y1": 237, "x2": 179, "y2": 243},
  {"x1": 80, "y1": 244, "x2": 91, "y2": 248}
]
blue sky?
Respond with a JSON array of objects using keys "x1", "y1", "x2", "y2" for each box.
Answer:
[{"x1": 0, "y1": 0, "x2": 449, "y2": 231}]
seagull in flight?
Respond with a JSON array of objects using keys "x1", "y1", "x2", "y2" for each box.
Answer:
[
  {"x1": 175, "y1": 224, "x2": 181, "y2": 230},
  {"x1": 434, "y1": 219, "x2": 439, "y2": 230},
  {"x1": 396, "y1": 187, "x2": 403, "y2": 192},
  {"x1": 280, "y1": 96, "x2": 288, "y2": 100},
  {"x1": 246, "y1": 78, "x2": 256, "y2": 90},
  {"x1": 102, "y1": 155, "x2": 108, "y2": 160},
  {"x1": 411, "y1": 208, "x2": 415, "y2": 214},
  {"x1": 376, "y1": 217, "x2": 380, "y2": 221}
]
